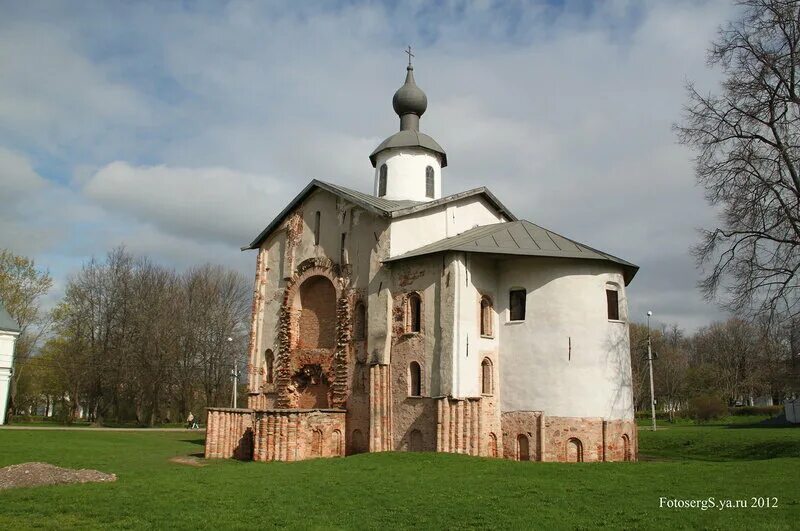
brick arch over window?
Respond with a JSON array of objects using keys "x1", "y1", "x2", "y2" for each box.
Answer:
[
  {"x1": 488, "y1": 432, "x2": 498, "y2": 457},
  {"x1": 332, "y1": 429, "x2": 343, "y2": 456},
  {"x1": 481, "y1": 358, "x2": 493, "y2": 395},
  {"x1": 312, "y1": 429, "x2": 323, "y2": 457},
  {"x1": 297, "y1": 275, "x2": 337, "y2": 349},
  {"x1": 567, "y1": 437, "x2": 584, "y2": 462}
]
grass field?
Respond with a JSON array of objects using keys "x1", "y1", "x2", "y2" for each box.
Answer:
[{"x1": 0, "y1": 417, "x2": 798, "y2": 529}]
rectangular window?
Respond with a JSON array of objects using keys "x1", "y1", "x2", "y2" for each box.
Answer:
[
  {"x1": 606, "y1": 289, "x2": 620, "y2": 320},
  {"x1": 509, "y1": 289, "x2": 526, "y2": 321}
]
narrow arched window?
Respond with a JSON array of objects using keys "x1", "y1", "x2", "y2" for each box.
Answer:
[
  {"x1": 313, "y1": 211, "x2": 321, "y2": 245},
  {"x1": 409, "y1": 361, "x2": 421, "y2": 396},
  {"x1": 407, "y1": 293, "x2": 422, "y2": 333},
  {"x1": 312, "y1": 429, "x2": 323, "y2": 457},
  {"x1": 378, "y1": 164, "x2": 388, "y2": 196},
  {"x1": 353, "y1": 302, "x2": 366, "y2": 341},
  {"x1": 480, "y1": 296, "x2": 493, "y2": 337},
  {"x1": 425, "y1": 166, "x2": 434, "y2": 198},
  {"x1": 265, "y1": 349, "x2": 274, "y2": 384},
  {"x1": 481, "y1": 358, "x2": 493, "y2": 395},
  {"x1": 606, "y1": 287, "x2": 620, "y2": 320}
]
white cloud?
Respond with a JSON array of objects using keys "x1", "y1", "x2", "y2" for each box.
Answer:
[
  {"x1": 0, "y1": 0, "x2": 741, "y2": 330},
  {"x1": 83, "y1": 162, "x2": 285, "y2": 246}
]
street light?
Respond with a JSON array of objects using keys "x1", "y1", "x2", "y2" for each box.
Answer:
[
  {"x1": 227, "y1": 337, "x2": 239, "y2": 409},
  {"x1": 646, "y1": 311, "x2": 656, "y2": 432}
]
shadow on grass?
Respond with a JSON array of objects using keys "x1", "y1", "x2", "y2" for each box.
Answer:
[{"x1": 182, "y1": 439, "x2": 206, "y2": 446}]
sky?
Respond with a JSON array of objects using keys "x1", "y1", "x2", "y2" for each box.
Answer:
[{"x1": 0, "y1": 0, "x2": 739, "y2": 331}]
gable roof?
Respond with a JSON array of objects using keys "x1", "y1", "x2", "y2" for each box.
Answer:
[
  {"x1": 0, "y1": 302, "x2": 20, "y2": 333},
  {"x1": 385, "y1": 220, "x2": 639, "y2": 285},
  {"x1": 244, "y1": 180, "x2": 516, "y2": 250}
]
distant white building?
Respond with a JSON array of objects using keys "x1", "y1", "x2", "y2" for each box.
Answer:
[{"x1": 0, "y1": 302, "x2": 20, "y2": 425}]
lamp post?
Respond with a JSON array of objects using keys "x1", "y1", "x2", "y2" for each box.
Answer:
[
  {"x1": 228, "y1": 337, "x2": 239, "y2": 409},
  {"x1": 646, "y1": 311, "x2": 656, "y2": 432}
]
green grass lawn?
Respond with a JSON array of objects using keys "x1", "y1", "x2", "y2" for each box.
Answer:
[{"x1": 0, "y1": 420, "x2": 798, "y2": 530}]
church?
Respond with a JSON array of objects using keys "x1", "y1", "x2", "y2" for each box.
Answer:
[{"x1": 205, "y1": 59, "x2": 639, "y2": 463}]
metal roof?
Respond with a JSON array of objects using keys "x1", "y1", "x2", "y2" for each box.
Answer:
[
  {"x1": 384, "y1": 220, "x2": 639, "y2": 285},
  {"x1": 369, "y1": 130, "x2": 447, "y2": 168},
  {"x1": 0, "y1": 302, "x2": 20, "y2": 333},
  {"x1": 243, "y1": 180, "x2": 516, "y2": 250}
]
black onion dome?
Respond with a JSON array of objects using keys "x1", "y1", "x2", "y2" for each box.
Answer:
[{"x1": 392, "y1": 66, "x2": 427, "y2": 117}]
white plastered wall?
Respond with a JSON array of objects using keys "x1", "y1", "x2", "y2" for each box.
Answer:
[
  {"x1": 448, "y1": 253, "x2": 499, "y2": 399},
  {"x1": 389, "y1": 196, "x2": 507, "y2": 257},
  {"x1": 497, "y1": 257, "x2": 633, "y2": 420},
  {"x1": 373, "y1": 148, "x2": 441, "y2": 201},
  {"x1": 0, "y1": 331, "x2": 19, "y2": 425}
]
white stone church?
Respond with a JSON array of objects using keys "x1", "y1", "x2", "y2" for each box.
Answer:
[{"x1": 205, "y1": 61, "x2": 638, "y2": 463}]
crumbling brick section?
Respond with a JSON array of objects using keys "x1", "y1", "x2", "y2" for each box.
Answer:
[
  {"x1": 331, "y1": 292, "x2": 351, "y2": 407},
  {"x1": 252, "y1": 409, "x2": 346, "y2": 461},
  {"x1": 205, "y1": 408, "x2": 254, "y2": 460},
  {"x1": 436, "y1": 397, "x2": 483, "y2": 456},
  {"x1": 246, "y1": 248, "x2": 267, "y2": 392},
  {"x1": 275, "y1": 258, "x2": 350, "y2": 409}
]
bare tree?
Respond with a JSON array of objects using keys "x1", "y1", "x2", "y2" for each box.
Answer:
[{"x1": 676, "y1": 0, "x2": 800, "y2": 325}]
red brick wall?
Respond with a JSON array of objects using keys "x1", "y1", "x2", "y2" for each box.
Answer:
[
  {"x1": 205, "y1": 408, "x2": 254, "y2": 460},
  {"x1": 252, "y1": 409, "x2": 346, "y2": 461},
  {"x1": 500, "y1": 411, "x2": 637, "y2": 462}
]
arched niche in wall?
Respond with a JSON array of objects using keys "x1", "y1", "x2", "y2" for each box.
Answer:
[{"x1": 297, "y1": 275, "x2": 336, "y2": 349}]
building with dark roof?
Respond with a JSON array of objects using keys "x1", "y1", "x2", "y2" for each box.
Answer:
[{"x1": 206, "y1": 60, "x2": 638, "y2": 464}]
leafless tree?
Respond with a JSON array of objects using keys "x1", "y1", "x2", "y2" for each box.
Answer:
[
  {"x1": 676, "y1": 0, "x2": 800, "y2": 325},
  {"x1": 39, "y1": 247, "x2": 250, "y2": 425}
]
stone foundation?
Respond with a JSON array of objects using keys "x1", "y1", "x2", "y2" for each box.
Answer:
[
  {"x1": 205, "y1": 407, "x2": 345, "y2": 461},
  {"x1": 500, "y1": 411, "x2": 637, "y2": 462},
  {"x1": 206, "y1": 405, "x2": 636, "y2": 463},
  {"x1": 252, "y1": 409, "x2": 346, "y2": 461},
  {"x1": 204, "y1": 408, "x2": 254, "y2": 460}
]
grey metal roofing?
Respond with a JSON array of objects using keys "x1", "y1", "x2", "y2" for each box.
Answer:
[
  {"x1": 244, "y1": 180, "x2": 516, "y2": 250},
  {"x1": 385, "y1": 220, "x2": 639, "y2": 285},
  {"x1": 369, "y1": 130, "x2": 448, "y2": 168},
  {"x1": 0, "y1": 302, "x2": 20, "y2": 333}
]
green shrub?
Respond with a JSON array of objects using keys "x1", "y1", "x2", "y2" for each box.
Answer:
[{"x1": 688, "y1": 394, "x2": 727, "y2": 422}]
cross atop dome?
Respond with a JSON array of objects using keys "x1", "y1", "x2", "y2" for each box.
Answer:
[{"x1": 369, "y1": 51, "x2": 447, "y2": 177}]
